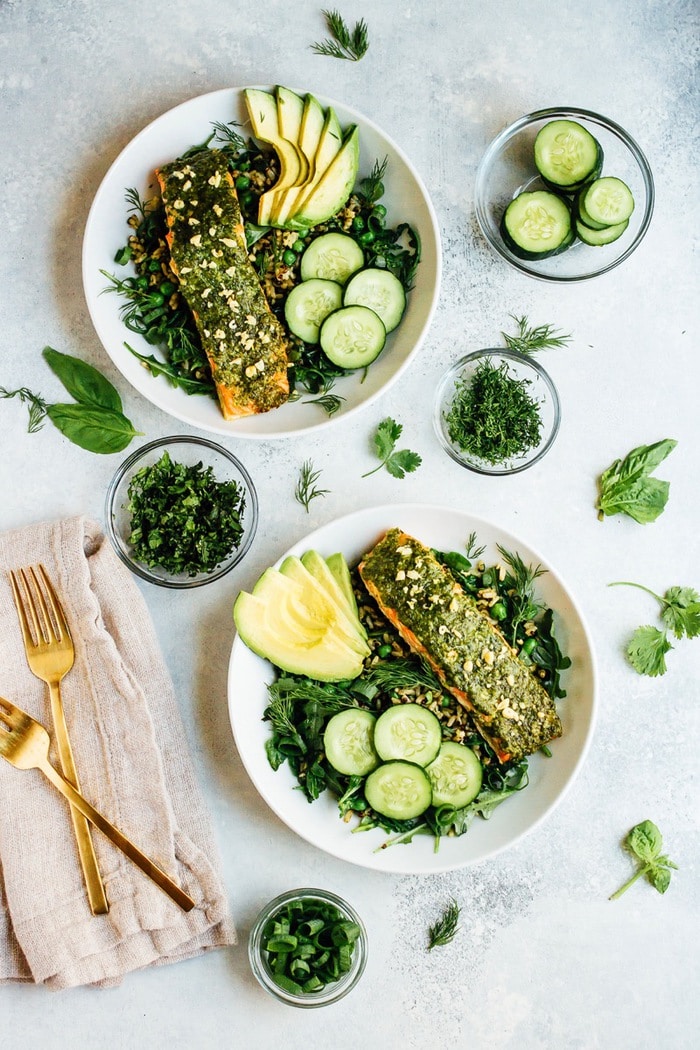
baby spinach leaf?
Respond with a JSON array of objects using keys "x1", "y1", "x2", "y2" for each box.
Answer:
[
  {"x1": 46, "y1": 403, "x2": 141, "y2": 454},
  {"x1": 596, "y1": 439, "x2": 677, "y2": 523},
  {"x1": 43, "y1": 346, "x2": 123, "y2": 412}
]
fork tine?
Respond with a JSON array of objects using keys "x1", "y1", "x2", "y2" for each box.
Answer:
[
  {"x1": 19, "y1": 567, "x2": 51, "y2": 644},
  {"x1": 9, "y1": 570, "x2": 37, "y2": 649},
  {"x1": 37, "y1": 564, "x2": 70, "y2": 642}
]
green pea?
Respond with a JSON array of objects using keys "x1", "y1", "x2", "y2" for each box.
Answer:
[
  {"x1": 377, "y1": 643, "x2": 392, "y2": 658},
  {"x1": 159, "y1": 280, "x2": 177, "y2": 296},
  {"x1": 292, "y1": 238, "x2": 306, "y2": 253},
  {"x1": 521, "y1": 637, "x2": 537, "y2": 656},
  {"x1": 148, "y1": 259, "x2": 162, "y2": 273},
  {"x1": 491, "y1": 601, "x2": 507, "y2": 621},
  {"x1": 235, "y1": 174, "x2": 251, "y2": 190},
  {"x1": 358, "y1": 230, "x2": 375, "y2": 246},
  {"x1": 352, "y1": 215, "x2": 365, "y2": 231},
  {"x1": 282, "y1": 249, "x2": 297, "y2": 267},
  {"x1": 240, "y1": 190, "x2": 255, "y2": 208},
  {"x1": 135, "y1": 276, "x2": 150, "y2": 291}
]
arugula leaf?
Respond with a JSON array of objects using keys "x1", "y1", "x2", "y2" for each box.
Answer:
[
  {"x1": 42, "y1": 346, "x2": 123, "y2": 412},
  {"x1": 626, "y1": 625, "x2": 673, "y2": 677},
  {"x1": 610, "y1": 819, "x2": 678, "y2": 899},
  {"x1": 596, "y1": 439, "x2": 677, "y2": 523},
  {"x1": 362, "y1": 417, "x2": 422, "y2": 479}
]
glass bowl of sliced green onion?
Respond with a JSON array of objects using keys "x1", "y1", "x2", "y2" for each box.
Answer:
[
  {"x1": 434, "y1": 348, "x2": 561, "y2": 475},
  {"x1": 248, "y1": 887, "x2": 368, "y2": 1007},
  {"x1": 475, "y1": 107, "x2": 654, "y2": 281}
]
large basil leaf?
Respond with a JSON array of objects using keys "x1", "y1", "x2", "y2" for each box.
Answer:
[
  {"x1": 43, "y1": 346, "x2": 123, "y2": 412},
  {"x1": 46, "y1": 403, "x2": 141, "y2": 454}
]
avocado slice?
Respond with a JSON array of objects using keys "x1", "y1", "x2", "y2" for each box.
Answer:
[
  {"x1": 300, "y1": 549, "x2": 366, "y2": 636},
  {"x1": 277, "y1": 555, "x2": 369, "y2": 656},
  {"x1": 291, "y1": 124, "x2": 360, "y2": 228},
  {"x1": 233, "y1": 585, "x2": 365, "y2": 682},
  {"x1": 272, "y1": 86, "x2": 310, "y2": 226},
  {"x1": 243, "y1": 87, "x2": 302, "y2": 226},
  {"x1": 325, "y1": 552, "x2": 360, "y2": 620}
]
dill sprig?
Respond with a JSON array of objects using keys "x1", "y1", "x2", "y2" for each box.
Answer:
[
  {"x1": 502, "y1": 314, "x2": 572, "y2": 355},
  {"x1": 303, "y1": 392, "x2": 345, "y2": 417},
  {"x1": 0, "y1": 385, "x2": 48, "y2": 432},
  {"x1": 427, "y1": 898, "x2": 461, "y2": 950},
  {"x1": 311, "y1": 9, "x2": 369, "y2": 61},
  {"x1": 295, "y1": 459, "x2": 330, "y2": 512}
]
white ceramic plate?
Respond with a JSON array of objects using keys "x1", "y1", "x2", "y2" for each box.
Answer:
[
  {"x1": 227, "y1": 504, "x2": 597, "y2": 874},
  {"x1": 82, "y1": 88, "x2": 441, "y2": 438}
]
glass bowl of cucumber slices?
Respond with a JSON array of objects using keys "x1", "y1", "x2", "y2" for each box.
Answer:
[{"x1": 475, "y1": 107, "x2": 654, "y2": 281}]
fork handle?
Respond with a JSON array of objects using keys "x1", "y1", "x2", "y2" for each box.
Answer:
[
  {"x1": 49, "y1": 683, "x2": 109, "y2": 915},
  {"x1": 38, "y1": 757, "x2": 195, "y2": 913}
]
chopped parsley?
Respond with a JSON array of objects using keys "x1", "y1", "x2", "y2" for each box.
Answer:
[{"x1": 126, "y1": 450, "x2": 246, "y2": 576}]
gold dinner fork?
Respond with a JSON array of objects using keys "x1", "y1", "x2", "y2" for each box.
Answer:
[
  {"x1": 0, "y1": 695, "x2": 195, "y2": 911},
  {"x1": 9, "y1": 565, "x2": 109, "y2": 915}
]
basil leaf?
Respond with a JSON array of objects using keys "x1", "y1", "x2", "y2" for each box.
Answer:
[
  {"x1": 46, "y1": 403, "x2": 141, "y2": 454},
  {"x1": 597, "y1": 439, "x2": 677, "y2": 523},
  {"x1": 648, "y1": 866, "x2": 671, "y2": 894},
  {"x1": 627, "y1": 819, "x2": 662, "y2": 863},
  {"x1": 43, "y1": 346, "x2": 123, "y2": 412}
]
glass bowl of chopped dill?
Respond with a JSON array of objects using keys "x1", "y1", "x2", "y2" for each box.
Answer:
[
  {"x1": 434, "y1": 348, "x2": 561, "y2": 475},
  {"x1": 248, "y1": 887, "x2": 368, "y2": 1008},
  {"x1": 105, "y1": 434, "x2": 258, "y2": 587}
]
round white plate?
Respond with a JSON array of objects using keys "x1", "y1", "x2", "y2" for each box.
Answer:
[
  {"x1": 227, "y1": 504, "x2": 597, "y2": 874},
  {"x1": 82, "y1": 88, "x2": 441, "y2": 438}
]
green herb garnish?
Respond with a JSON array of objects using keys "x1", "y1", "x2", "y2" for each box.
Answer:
[
  {"x1": 0, "y1": 385, "x2": 48, "y2": 432},
  {"x1": 609, "y1": 820, "x2": 678, "y2": 899},
  {"x1": 362, "y1": 417, "x2": 422, "y2": 478},
  {"x1": 260, "y1": 895, "x2": 362, "y2": 995},
  {"x1": 608, "y1": 580, "x2": 700, "y2": 676},
  {"x1": 596, "y1": 439, "x2": 677, "y2": 523},
  {"x1": 126, "y1": 450, "x2": 246, "y2": 576},
  {"x1": 311, "y1": 9, "x2": 369, "y2": 61},
  {"x1": 445, "y1": 357, "x2": 543, "y2": 465},
  {"x1": 502, "y1": 314, "x2": 572, "y2": 355},
  {"x1": 427, "y1": 898, "x2": 461, "y2": 950},
  {"x1": 295, "y1": 459, "x2": 330, "y2": 513}
]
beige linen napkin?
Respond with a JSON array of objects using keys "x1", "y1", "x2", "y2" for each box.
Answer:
[{"x1": 0, "y1": 516, "x2": 236, "y2": 988}]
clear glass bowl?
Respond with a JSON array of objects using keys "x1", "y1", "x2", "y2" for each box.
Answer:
[
  {"x1": 248, "y1": 888, "x2": 368, "y2": 1008},
  {"x1": 434, "y1": 348, "x2": 561, "y2": 475},
  {"x1": 475, "y1": 107, "x2": 654, "y2": 281},
  {"x1": 105, "y1": 435, "x2": 258, "y2": 588}
]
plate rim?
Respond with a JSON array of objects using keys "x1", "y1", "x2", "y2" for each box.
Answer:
[
  {"x1": 81, "y1": 86, "x2": 442, "y2": 439},
  {"x1": 227, "y1": 502, "x2": 598, "y2": 874}
]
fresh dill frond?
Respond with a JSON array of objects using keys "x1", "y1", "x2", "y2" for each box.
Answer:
[
  {"x1": 502, "y1": 314, "x2": 572, "y2": 355},
  {"x1": 427, "y1": 898, "x2": 461, "y2": 950},
  {"x1": 303, "y1": 392, "x2": 345, "y2": 417},
  {"x1": 311, "y1": 9, "x2": 370, "y2": 61},
  {"x1": 464, "y1": 530, "x2": 487, "y2": 563},
  {"x1": 295, "y1": 459, "x2": 330, "y2": 512},
  {"x1": 0, "y1": 385, "x2": 48, "y2": 433},
  {"x1": 360, "y1": 157, "x2": 389, "y2": 204}
]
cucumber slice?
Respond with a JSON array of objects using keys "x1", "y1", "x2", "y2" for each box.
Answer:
[
  {"x1": 300, "y1": 232, "x2": 364, "y2": 284},
  {"x1": 575, "y1": 217, "x2": 629, "y2": 246},
  {"x1": 581, "y1": 177, "x2": 635, "y2": 226},
  {"x1": 373, "y1": 703, "x2": 442, "y2": 767},
  {"x1": 319, "y1": 306, "x2": 386, "y2": 369},
  {"x1": 425, "y1": 741, "x2": 483, "y2": 808},
  {"x1": 323, "y1": 708, "x2": 379, "y2": 776},
  {"x1": 534, "y1": 119, "x2": 602, "y2": 189},
  {"x1": 284, "y1": 278, "x2": 343, "y2": 343},
  {"x1": 342, "y1": 268, "x2": 406, "y2": 333},
  {"x1": 364, "y1": 760, "x2": 433, "y2": 820},
  {"x1": 574, "y1": 188, "x2": 610, "y2": 230},
  {"x1": 501, "y1": 191, "x2": 573, "y2": 259}
]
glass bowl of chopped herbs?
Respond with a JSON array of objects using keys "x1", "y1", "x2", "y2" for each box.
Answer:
[
  {"x1": 248, "y1": 887, "x2": 368, "y2": 1008},
  {"x1": 434, "y1": 348, "x2": 561, "y2": 475},
  {"x1": 105, "y1": 435, "x2": 258, "y2": 587}
]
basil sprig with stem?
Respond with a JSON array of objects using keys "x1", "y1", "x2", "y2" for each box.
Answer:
[
  {"x1": 596, "y1": 439, "x2": 677, "y2": 523},
  {"x1": 609, "y1": 820, "x2": 678, "y2": 899}
]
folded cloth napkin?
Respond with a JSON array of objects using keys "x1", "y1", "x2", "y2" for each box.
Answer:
[{"x1": 0, "y1": 516, "x2": 236, "y2": 988}]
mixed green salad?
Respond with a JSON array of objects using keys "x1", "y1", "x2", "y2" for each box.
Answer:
[{"x1": 261, "y1": 536, "x2": 571, "y2": 852}]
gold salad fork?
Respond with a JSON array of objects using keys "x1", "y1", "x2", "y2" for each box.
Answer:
[
  {"x1": 9, "y1": 565, "x2": 109, "y2": 915},
  {"x1": 0, "y1": 695, "x2": 195, "y2": 912}
]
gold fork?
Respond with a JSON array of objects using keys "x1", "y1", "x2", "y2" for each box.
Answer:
[
  {"x1": 9, "y1": 565, "x2": 109, "y2": 915},
  {"x1": 0, "y1": 695, "x2": 195, "y2": 911}
]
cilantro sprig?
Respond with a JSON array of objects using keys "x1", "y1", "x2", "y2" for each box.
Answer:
[
  {"x1": 610, "y1": 820, "x2": 678, "y2": 899},
  {"x1": 362, "y1": 417, "x2": 422, "y2": 479},
  {"x1": 609, "y1": 580, "x2": 700, "y2": 676}
]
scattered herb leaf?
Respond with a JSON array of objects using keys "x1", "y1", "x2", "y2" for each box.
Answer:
[
  {"x1": 596, "y1": 439, "x2": 677, "y2": 523},
  {"x1": 502, "y1": 314, "x2": 572, "y2": 355},
  {"x1": 625, "y1": 625, "x2": 673, "y2": 677},
  {"x1": 295, "y1": 459, "x2": 330, "y2": 513},
  {"x1": 0, "y1": 385, "x2": 48, "y2": 432},
  {"x1": 609, "y1": 820, "x2": 678, "y2": 899},
  {"x1": 303, "y1": 392, "x2": 345, "y2": 417},
  {"x1": 43, "y1": 346, "x2": 123, "y2": 412},
  {"x1": 46, "y1": 403, "x2": 141, "y2": 455},
  {"x1": 311, "y1": 9, "x2": 369, "y2": 61},
  {"x1": 427, "y1": 898, "x2": 461, "y2": 950},
  {"x1": 608, "y1": 580, "x2": 699, "y2": 676},
  {"x1": 362, "y1": 417, "x2": 422, "y2": 479}
]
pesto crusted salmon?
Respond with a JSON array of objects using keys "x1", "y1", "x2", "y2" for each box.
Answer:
[
  {"x1": 358, "y1": 529, "x2": 563, "y2": 763},
  {"x1": 156, "y1": 148, "x2": 289, "y2": 419}
]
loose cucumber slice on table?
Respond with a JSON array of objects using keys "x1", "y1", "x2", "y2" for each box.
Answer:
[
  {"x1": 364, "y1": 760, "x2": 433, "y2": 820},
  {"x1": 425, "y1": 741, "x2": 483, "y2": 808},
  {"x1": 580, "y1": 176, "x2": 635, "y2": 226},
  {"x1": 319, "y1": 305, "x2": 386, "y2": 368},
  {"x1": 534, "y1": 119, "x2": 603, "y2": 190},
  {"x1": 284, "y1": 278, "x2": 343, "y2": 343},
  {"x1": 501, "y1": 190, "x2": 573, "y2": 259},
  {"x1": 342, "y1": 268, "x2": 406, "y2": 333},
  {"x1": 323, "y1": 708, "x2": 379, "y2": 776},
  {"x1": 300, "y1": 232, "x2": 365, "y2": 284},
  {"x1": 373, "y1": 703, "x2": 442, "y2": 767}
]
